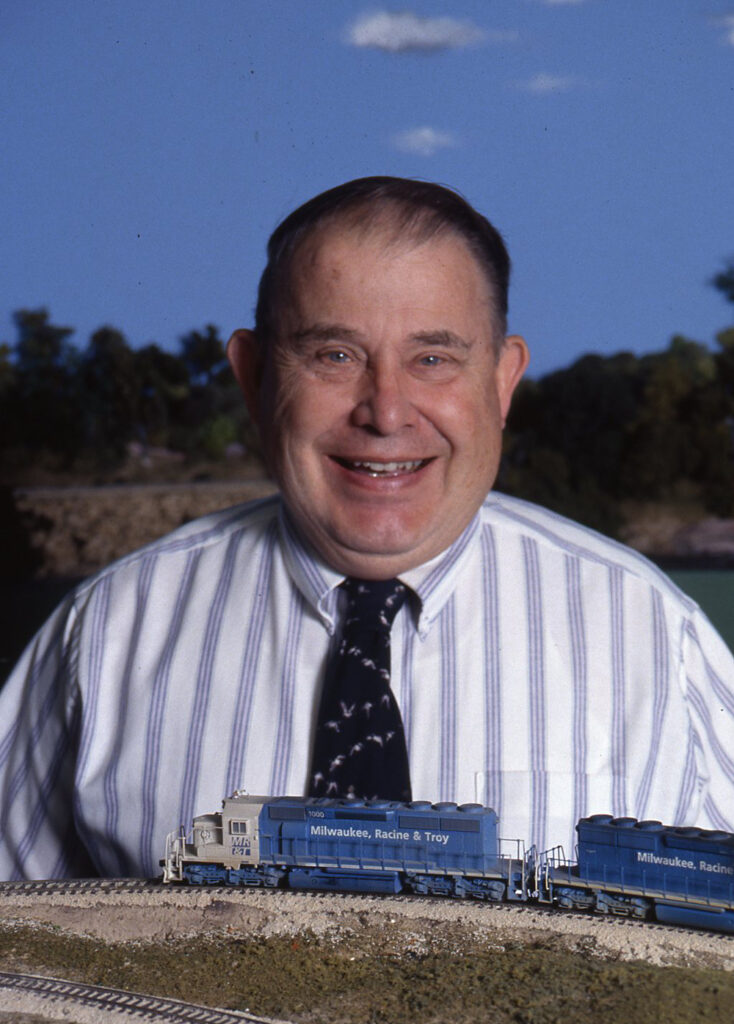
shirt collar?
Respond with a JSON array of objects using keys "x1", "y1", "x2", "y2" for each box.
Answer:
[
  {"x1": 277, "y1": 505, "x2": 343, "y2": 634},
  {"x1": 278, "y1": 500, "x2": 483, "y2": 640},
  {"x1": 400, "y1": 513, "x2": 482, "y2": 639}
]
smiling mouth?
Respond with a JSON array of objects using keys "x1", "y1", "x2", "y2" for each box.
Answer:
[{"x1": 333, "y1": 458, "x2": 431, "y2": 478}]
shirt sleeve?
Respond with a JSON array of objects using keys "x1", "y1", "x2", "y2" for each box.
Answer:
[
  {"x1": 682, "y1": 605, "x2": 734, "y2": 833},
  {"x1": 0, "y1": 594, "x2": 98, "y2": 880}
]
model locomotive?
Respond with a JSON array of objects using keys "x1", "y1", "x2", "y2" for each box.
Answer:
[{"x1": 161, "y1": 794, "x2": 734, "y2": 934}]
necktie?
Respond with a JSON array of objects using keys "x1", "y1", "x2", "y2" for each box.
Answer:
[{"x1": 309, "y1": 577, "x2": 411, "y2": 802}]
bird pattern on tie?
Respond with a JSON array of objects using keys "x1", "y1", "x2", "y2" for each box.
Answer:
[{"x1": 309, "y1": 577, "x2": 411, "y2": 802}]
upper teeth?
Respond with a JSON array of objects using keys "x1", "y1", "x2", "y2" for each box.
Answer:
[{"x1": 351, "y1": 460, "x2": 423, "y2": 474}]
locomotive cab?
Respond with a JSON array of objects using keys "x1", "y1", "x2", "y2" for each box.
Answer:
[
  {"x1": 219, "y1": 795, "x2": 263, "y2": 865},
  {"x1": 162, "y1": 794, "x2": 265, "y2": 883}
]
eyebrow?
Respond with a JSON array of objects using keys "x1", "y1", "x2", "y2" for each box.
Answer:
[
  {"x1": 291, "y1": 323, "x2": 363, "y2": 346},
  {"x1": 290, "y1": 325, "x2": 473, "y2": 350},
  {"x1": 409, "y1": 329, "x2": 473, "y2": 351}
]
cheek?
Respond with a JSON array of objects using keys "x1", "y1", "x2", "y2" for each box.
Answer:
[
  {"x1": 265, "y1": 361, "x2": 314, "y2": 438},
  {"x1": 433, "y1": 384, "x2": 500, "y2": 449},
  {"x1": 269, "y1": 374, "x2": 348, "y2": 455}
]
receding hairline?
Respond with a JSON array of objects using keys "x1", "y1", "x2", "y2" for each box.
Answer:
[{"x1": 261, "y1": 199, "x2": 508, "y2": 349}]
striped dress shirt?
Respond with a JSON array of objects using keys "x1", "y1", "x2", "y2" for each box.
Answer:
[{"x1": 1, "y1": 491, "x2": 733, "y2": 879}]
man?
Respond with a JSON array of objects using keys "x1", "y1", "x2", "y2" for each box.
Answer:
[{"x1": 2, "y1": 177, "x2": 733, "y2": 880}]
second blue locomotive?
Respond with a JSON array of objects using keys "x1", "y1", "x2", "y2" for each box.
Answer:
[{"x1": 539, "y1": 813, "x2": 734, "y2": 932}]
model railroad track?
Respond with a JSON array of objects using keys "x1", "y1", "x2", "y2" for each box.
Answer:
[
  {"x1": 3, "y1": 875, "x2": 734, "y2": 947},
  {"x1": 0, "y1": 971, "x2": 282, "y2": 1023},
  {"x1": 0, "y1": 876, "x2": 159, "y2": 897}
]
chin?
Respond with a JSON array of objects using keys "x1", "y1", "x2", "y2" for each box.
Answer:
[{"x1": 329, "y1": 520, "x2": 434, "y2": 566}]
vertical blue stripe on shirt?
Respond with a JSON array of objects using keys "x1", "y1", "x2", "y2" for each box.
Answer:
[
  {"x1": 75, "y1": 571, "x2": 115, "y2": 786},
  {"x1": 269, "y1": 588, "x2": 306, "y2": 795},
  {"x1": 104, "y1": 552, "x2": 172, "y2": 874},
  {"x1": 177, "y1": 538, "x2": 240, "y2": 839},
  {"x1": 52, "y1": 691, "x2": 99, "y2": 879},
  {"x1": 131, "y1": 551, "x2": 191, "y2": 867},
  {"x1": 72, "y1": 571, "x2": 115, "y2": 869},
  {"x1": 481, "y1": 526, "x2": 502, "y2": 798},
  {"x1": 565, "y1": 554, "x2": 588, "y2": 827},
  {"x1": 439, "y1": 596, "x2": 457, "y2": 801},
  {"x1": 522, "y1": 537, "x2": 547, "y2": 850},
  {"x1": 123, "y1": 549, "x2": 199, "y2": 872},
  {"x1": 136, "y1": 555, "x2": 174, "y2": 871},
  {"x1": 673, "y1": 728, "x2": 699, "y2": 824},
  {"x1": 226, "y1": 520, "x2": 279, "y2": 795},
  {"x1": 609, "y1": 566, "x2": 627, "y2": 816},
  {"x1": 635, "y1": 587, "x2": 669, "y2": 818}
]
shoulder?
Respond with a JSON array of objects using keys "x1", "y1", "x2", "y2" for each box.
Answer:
[
  {"x1": 72, "y1": 493, "x2": 283, "y2": 603},
  {"x1": 480, "y1": 492, "x2": 697, "y2": 612}
]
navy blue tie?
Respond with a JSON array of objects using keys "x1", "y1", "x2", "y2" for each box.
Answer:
[{"x1": 309, "y1": 578, "x2": 411, "y2": 802}]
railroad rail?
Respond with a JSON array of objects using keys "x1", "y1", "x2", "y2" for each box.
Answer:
[
  {"x1": 0, "y1": 876, "x2": 158, "y2": 897},
  {"x1": 2, "y1": 874, "x2": 734, "y2": 940},
  {"x1": 0, "y1": 971, "x2": 287, "y2": 1024}
]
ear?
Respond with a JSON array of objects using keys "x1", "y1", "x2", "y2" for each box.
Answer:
[
  {"x1": 227, "y1": 329, "x2": 264, "y2": 426},
  {"x1": 495, "y1": 334, "x2": 529, "y2": 427}
]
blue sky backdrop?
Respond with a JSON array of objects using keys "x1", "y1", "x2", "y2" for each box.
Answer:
[{"x1": 3, "y1": 1, "x2": 734, "y2": 376}]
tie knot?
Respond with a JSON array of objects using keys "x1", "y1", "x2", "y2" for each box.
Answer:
[{"x1": 342, "y1": 577, "x2": 407, "y2": 631}]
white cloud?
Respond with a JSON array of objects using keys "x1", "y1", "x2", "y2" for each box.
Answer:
[
  {"x1": 715, "y1": 14, "x2": 734, "y2": 46},
  {"x1": 517, "y1": 73, "x2": 577, "y2": 94},
  {"x1": 392, "y1": 126, "x2": 457, "y2": 156},
  {"x1": 347, "y1": 11, "x2": 487, "y2": 53}
]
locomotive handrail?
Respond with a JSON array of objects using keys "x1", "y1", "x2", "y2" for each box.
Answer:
[{"x1": 162, "y1": 826, "x2": 188, "y2": 883}]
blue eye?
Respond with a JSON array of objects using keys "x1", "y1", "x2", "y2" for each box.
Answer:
[{"x1": 325, "y1": 350, "x2": 350, "y2": 363}]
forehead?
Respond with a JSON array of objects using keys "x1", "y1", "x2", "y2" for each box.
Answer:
[{"x1": 284, "y1": 222, "x2": 495, "y2": 317}]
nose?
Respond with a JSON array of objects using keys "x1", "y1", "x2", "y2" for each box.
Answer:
[{"x1": 350, "y1": 363, "x2": 416, "y2": 436}]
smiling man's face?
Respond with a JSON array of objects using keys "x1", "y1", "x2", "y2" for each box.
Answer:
[{"x1": 229, "y1": 223, "x2": 528, "y2": 578}]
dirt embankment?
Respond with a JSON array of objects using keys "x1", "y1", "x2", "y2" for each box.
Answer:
[
  {"x1": 618, "y1": 503, "x2": 734, "y2": 565},
  {"x1": 8, "y1": 484, "x2": 734, "y2": 579},
  {"x1": 11, "y1": 480, "x2": 278, "y2": 578}
]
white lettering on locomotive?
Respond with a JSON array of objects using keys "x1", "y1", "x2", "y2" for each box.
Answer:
[
  {"x1": 422, "y1": 831, "x2": 450, "y2": 846},
  {"x1": 698, "y1": 860, "x2": 734, "y2": 875},
  {"x1": 309, "y1": 825, "x2": 370, "y2": 839},
  {"x1": 636, "y1": 851, "x2": 696, "y2": 870},
  {"x1": 374, "y1": 828, "x2": 409, "y2": 841}
]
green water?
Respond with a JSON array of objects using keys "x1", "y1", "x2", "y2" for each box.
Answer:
[{"x1": 668, "y1": 569, "x2": 734, "y2": 653}]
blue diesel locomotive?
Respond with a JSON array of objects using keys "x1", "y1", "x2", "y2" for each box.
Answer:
[
  {"x1": 162, "y1": 793, "x2": 530, "y2": 900},
  {"x1": 538, "y1": 813, "x2": 734, "y2": 932},
  {"x1": 161, "y1": 795, "x2": 734, "y2": 934}
]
